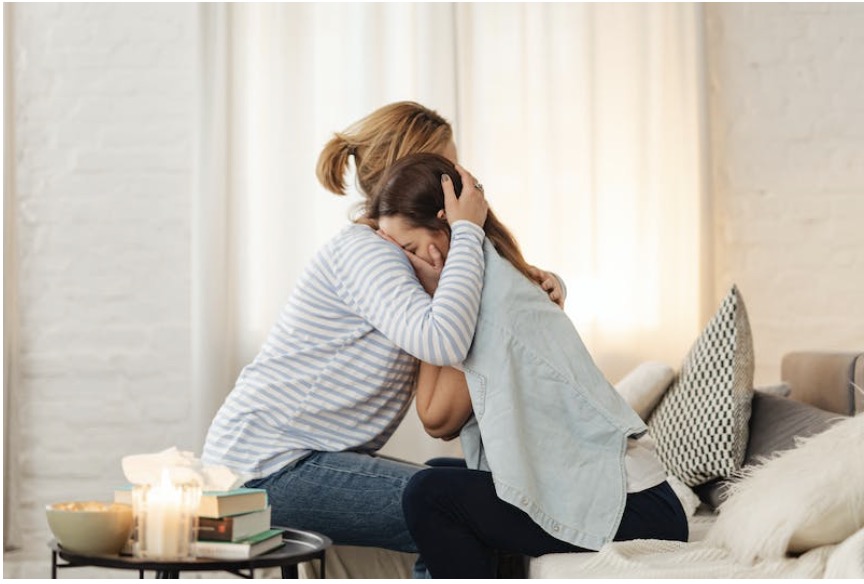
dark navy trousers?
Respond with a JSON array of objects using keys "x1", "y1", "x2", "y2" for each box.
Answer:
[{"x1": 402, "y1": 458, "x2": 688, "y2": 579}]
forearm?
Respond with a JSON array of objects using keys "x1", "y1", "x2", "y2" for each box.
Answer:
[
  {"x1": 415, "y1": 362, "x2": 474, "y2": 439},
  {"x1": 334, "y1": 222, "x2": 485, "y2": 366}
]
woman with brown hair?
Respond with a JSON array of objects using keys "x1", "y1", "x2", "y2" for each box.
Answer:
[
  {"x1": 368, "y1": 153, "x2": 687, "y2": 578},
  {"x1": 202, "y1": 102, "x2": 562, "y2": 555}
]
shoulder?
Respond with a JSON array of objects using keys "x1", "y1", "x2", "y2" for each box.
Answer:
[
  {"x1": 336, "y1": 222, "x2": 378, "y2": 243},
  {"x1": 331, "y1": 223, "x2": 392, "y2": 253},
  {"x1": 481, "y1": 247, "x2": 549, "y2": 307}
]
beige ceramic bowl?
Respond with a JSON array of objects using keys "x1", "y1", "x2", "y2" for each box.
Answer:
[{"x1": 46, "y1": 501, "x2": 133, "y2": 555}]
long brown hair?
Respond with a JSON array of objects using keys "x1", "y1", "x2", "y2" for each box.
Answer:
[
  {"x1": 316, "y1": 102, "x2": 453, "y2": 198},
  {"x1": 367, "y1": 153, "x2": 535, "y2": 282}
]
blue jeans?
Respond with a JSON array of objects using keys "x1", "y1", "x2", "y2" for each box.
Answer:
[{"x1": 245, "y1": 451, "x2": 423, "y2": 553}]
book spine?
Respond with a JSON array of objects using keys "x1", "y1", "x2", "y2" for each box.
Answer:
[
  {"x1": 192, "y1": 542, "x2": 247, "y2": 561},
  {"x1": 196, "y1": 519, "x2": 234, "y2": 542}
]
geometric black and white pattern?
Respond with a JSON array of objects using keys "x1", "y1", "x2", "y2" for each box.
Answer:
[{"x1": 647, "y1": 285, "x2": 754, "y2": 487}]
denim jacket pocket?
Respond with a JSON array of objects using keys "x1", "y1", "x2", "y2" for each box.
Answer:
[{"x1": 463, "y1": 367, "x2": 487, "y2": 418}]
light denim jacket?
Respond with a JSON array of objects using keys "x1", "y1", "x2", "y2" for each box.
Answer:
[{"x1": 459, "y1": 240, "x2": 647, "y2": 551}]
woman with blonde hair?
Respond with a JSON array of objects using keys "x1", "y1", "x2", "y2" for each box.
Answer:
[
  {"x1": 318, "y1": 101, "x2": 564, "y2": 311},
  {"x1": 202, "y1": 101, "x2": 563, "y2": 554}
]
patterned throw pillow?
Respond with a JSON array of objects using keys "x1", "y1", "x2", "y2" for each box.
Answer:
[{"x1": 648, "y1": 285, "x2": 754, "y2": 487}]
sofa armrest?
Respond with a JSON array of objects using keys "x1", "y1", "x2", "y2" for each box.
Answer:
[{"x1": 781, "y1": 351, "x2": 863, "y2": 416}]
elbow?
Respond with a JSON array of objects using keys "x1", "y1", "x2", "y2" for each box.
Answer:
[
  {"x1": 423, "y1": 424, "x2": 445, "y2": 439},
  {"x1": 417, "y1": 406, "x2": 453, "y2": 439},
  {"x1": 423, "y1": 420, "x2": 460, "y2": 440},
  {"x1": 418, "y1": 408, "x2": 468, "y2": 440},
  {"x1": 417, "y1": 407, "x2": 447, "y2": 437}
]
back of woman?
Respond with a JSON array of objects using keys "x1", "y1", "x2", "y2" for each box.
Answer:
[
  {"x1": 201, "y1": 102, "x2": 489, "y2": 554},
  {"x1": 364, "y1": 152, "x2": 688, "y2": 578}
]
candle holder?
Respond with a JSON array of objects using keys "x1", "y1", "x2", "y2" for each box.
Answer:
[{"x1": 131, "y1": 473, "x2": 201, "y2": 560}]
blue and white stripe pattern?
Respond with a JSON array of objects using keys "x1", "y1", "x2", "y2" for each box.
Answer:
[{"x1": 202, "y1": 221, "x2": 485, "y2": 478}]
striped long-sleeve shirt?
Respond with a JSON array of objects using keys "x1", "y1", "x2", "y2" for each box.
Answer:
[{"x1": 202, "y1": 220, "x2": 486, "y2": 478}]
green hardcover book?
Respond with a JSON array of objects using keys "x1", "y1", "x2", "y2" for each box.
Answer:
[
  {"x1": 192, "y1": 528, "x2": 285, "y2": 560},
  {"x1": 114, "y1": 486, "x2": 268, "y2": 519}
]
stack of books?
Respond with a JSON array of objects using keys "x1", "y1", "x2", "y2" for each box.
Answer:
[{"x1": 115, "y1": 486, "x2": 283, "y2": 559}]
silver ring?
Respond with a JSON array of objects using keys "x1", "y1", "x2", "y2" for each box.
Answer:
[{"x1": 474, "y1": 182, "x2": 483, "y2": 190}]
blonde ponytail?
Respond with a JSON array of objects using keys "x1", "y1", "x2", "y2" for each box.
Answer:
[
  {"x1": 315, "y1": 102, "x2": 453, "y2": 199},
  {"x1": 316, "y1": 134, "x2": 354, "y2": 196}
]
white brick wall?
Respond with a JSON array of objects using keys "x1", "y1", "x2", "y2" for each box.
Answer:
[
  {"x1": 5, "y1": 3, "x2": 198, "y2": 576},
  {"x1": 706, "y1": 3, "x2": 864, "y2": 384}
]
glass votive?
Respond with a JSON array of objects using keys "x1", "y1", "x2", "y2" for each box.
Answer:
[{"x1": 131, "y1": 473, "x2": 201, "y2": 560}]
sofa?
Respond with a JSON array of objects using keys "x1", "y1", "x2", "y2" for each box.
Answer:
[{"x1": 300, "y1": 349, "x2": 863, "y2": 578}]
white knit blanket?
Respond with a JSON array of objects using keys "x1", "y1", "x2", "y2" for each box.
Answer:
[{"x1": 529, "y1": 526, "x2": 864, "y2": 579}]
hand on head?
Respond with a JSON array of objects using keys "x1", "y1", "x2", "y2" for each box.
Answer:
[{"x1": 441, "y1": 164, "x2": 488, "y2": 228}]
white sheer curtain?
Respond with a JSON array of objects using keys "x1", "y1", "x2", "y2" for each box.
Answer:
[
  {"x1": 194, "y1": 3, "x2": 462, "y2": 461},
  {"x1": 455, "y1": 3, "x2": 710, "y2": 380},
  {"x1": 194, "y1": 3, "x2": 709, "y2": 463}
]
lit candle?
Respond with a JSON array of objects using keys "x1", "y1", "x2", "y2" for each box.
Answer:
[
  {"x1": 146, "y1": 470, "x2": 183, "y2": 558},
  {"x1": 134, "y1": 469, "x2": 201, "y2": 560}
]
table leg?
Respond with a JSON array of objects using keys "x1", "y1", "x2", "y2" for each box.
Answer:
[
  {"x1": 320, "y1": 554, "x2": 326, "y2": 579},
  {"x1": 281, "y1": 564, "x2": 299, "y2": 578},
  {"x1": 51, "y1": 550, "x2": 57, "y2": 579}
]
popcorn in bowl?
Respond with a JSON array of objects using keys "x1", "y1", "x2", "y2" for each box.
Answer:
[{"x1": 46, "y1": 501, "x2": 133, "y2": 555}]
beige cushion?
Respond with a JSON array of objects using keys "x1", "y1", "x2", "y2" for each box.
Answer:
[{"x1": 614, "y1": 362, "x2": 676, "y2": 421}]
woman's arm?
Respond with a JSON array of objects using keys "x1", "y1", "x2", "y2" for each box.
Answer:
[
  {"x1": 415, "y1": 362, "x2": 473, "y2": 440},
  {"x1": 331, "y1": 169, "x2": 488, "y2": 367},
  {"x1": 332, "y1": 222, "x2": 484, "y2": 366}
]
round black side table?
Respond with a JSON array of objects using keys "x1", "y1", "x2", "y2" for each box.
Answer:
[{"x1": 49, "y1": 526, "x2": 331, "y2": 579}]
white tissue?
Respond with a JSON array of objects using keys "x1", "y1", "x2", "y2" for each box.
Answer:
[{"x1": 122, "y1": 447, "x2": 243, "y2": 491}]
